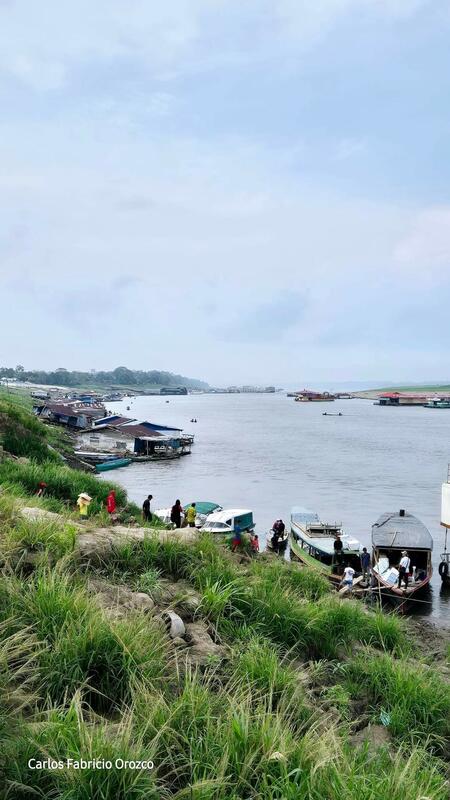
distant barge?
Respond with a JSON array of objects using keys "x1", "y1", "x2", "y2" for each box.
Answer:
[{"x1": 294, "y1": 389, "x2": 336, "y2": 402}]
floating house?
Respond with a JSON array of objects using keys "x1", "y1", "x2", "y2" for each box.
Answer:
[
  {"x1": 33, "y1": 402, "x2": 106, "y2": 429},
  {"x1": 76, "y1": 417, "x2": 191, "y2": 460},
  {"x1": 376, "y1": 392, "x2": 431, "y2": 407}
]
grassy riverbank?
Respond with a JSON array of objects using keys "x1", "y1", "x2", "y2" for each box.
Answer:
[{"x1": 0, "y1": 396, "x2": 449, "y2": 798}]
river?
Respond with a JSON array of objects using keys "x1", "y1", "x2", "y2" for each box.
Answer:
[{"x1": 100, "y1": 393, "x2": 450, "y2": 625}]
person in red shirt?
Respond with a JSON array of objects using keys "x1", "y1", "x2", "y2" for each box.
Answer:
[{"x1": 106, "y1": 490, "x2": 116, "y2": 515}]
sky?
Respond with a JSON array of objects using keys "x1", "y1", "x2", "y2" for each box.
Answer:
[{"x1": 1, "y1": 0, "x2": 450, "y2": 387}]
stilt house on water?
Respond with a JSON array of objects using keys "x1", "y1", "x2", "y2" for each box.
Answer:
[
  {"x1": 76, "y1": 416, "x2": 192, "y2": 461},
  {"x1": 33, "y1": 401, "x2": 107, "y2": 429}
]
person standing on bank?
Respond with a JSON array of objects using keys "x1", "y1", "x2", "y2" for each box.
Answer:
[
  {"x1": 398, "y1": 550, "x2": 411, "y2": 590},
  {"x1": 106, "y1": 490, "x2": 116, "y2": 515},
  {"x1": 170, "y1": 499, "x2": 182, "y2": 528},
  {"x1": 186, "y1": 502, "x2": 197, "y2": 528},
  {"x1": 142, "y1": 495, "x2": 153, "y2": 522}
]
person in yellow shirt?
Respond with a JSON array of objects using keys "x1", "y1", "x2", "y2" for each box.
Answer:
[
  {"x1": 77, "y1": 493, "x2": 92, "y2": 517},
  {"x1": 186, "y1": 503, "x2": 197, "y2": 528}
]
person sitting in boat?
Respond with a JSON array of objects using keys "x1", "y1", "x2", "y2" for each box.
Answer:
[
  {"x1": 333, "y1": 534, "x2": 343, "y2": 566},
  {"x1": 340, "y1": 564, "x2": 355, "y2": 590},
  {"x1": 398, "y1": 550, "x2": 411, "y2": 590},
  {"x1": 250, "y1": 533, "x2": 259, "y2": 555},
  {"x1": 271, "y1": 520, "x2": 284, "y2": 552}
]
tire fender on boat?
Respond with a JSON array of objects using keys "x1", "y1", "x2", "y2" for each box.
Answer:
[{"x1": 438, "y1": 561, "x2": 449, "y2": 578}]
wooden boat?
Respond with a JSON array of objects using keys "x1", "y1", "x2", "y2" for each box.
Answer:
[
  {"x1": 95, "y1": 458, "x2": 131, "y2": 472},
  {"x1": 289, "y1": 507, "x2": 363, "y2": 583},
  {"x1": 439, "y1": 477, "x2": 450, "y2": 586},
  {"x1": 371, "y1": 510, "x2": 432, "y2": 599},
  {"x1": 266, "y1": 529, "x2": 288, "y2": 554},
  {"x1": 75, "y1": 450, "x2": 120, "y2": 463}
]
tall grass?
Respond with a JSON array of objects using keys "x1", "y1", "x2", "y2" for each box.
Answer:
[
  {"x1": 0, "y1": 570, "x2": 169, "y2": 711},
  {"x1": 344, "y1": 649, "x2": 450, "y2": 751},
  {"x1": 3, "y1": 696, "x2": 163, "y2": 800},
  {"x1": 0, "y1": 459, "x2": 127, "y2": 514},
  {"x1": 0, "y1": 396, "x2": 59, "y2": 462},
  {"x1": 0, "y1": 518, "x2": 78, "y2": 563},
  {"x1": 130, "y1": 672, "x2": 449, "y2": 800},
  {"x1": 251, "y1": 559, "x2": 331, "y2": 601}
]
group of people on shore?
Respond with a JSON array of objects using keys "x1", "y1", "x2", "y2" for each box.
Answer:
[{"x1": 141, "y1": 496, "x2": 197, "y2": 529}]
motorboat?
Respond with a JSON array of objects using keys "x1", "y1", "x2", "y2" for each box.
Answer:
[
  {"x1": 153, "y1": 501, "x2": 222, "y2": 528},
  {"x1": 289, "y1": 506, "x2": 363, "y2": 582},
  {"x1": 201, "y1": 509, "x2": 255, "y2": 534},
  {"x1": 184, "y1": 502, "x2": 223, "y2": 527}
]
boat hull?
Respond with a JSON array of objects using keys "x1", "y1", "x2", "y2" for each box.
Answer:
[{"x1": 95, "y1": 458, "x2": 131, "y2": 472}]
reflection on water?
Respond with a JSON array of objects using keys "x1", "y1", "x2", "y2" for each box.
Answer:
[{"x1": 100, "y1": 394, "x2": 450, "y2": 626}]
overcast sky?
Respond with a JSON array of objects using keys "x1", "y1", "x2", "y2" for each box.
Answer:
[{"x1": 1, "y1": 1, "x2": 450, "y2": 386}]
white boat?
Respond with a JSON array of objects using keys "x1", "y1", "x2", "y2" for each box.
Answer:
[
  {"x1": 289, "y1": 506, "x2": 363, "y2": 582},
  {"x1": 201, "y1": 509, "x2": 255, "y2": 534},
  {"x1": 154, "y1": 501, "x2": 222, "y2": 528}
]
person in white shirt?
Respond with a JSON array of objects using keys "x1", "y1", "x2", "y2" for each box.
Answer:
[
  {"x1": 341, "y1": 565, "x2": 355, "y2": 589},
  {"x1": 398, "y1": 550, "x2": 411, "y2": 590}
]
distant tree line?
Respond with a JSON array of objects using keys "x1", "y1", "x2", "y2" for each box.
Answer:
[{"x1": 0, "y1": 365, "x2": 208, "y2": 390}]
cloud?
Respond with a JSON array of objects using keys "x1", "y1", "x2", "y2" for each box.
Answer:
[
  {"x1": 218, "y1": 292, "x2": 309, "y2": 343},
  {"x1": 0, "y1": 1, "x2": 429, "y2": 93},
  {"x1": 334, "y1": 137, "x2": 367, "y2": 161},
  {"x1": 394, "y1": 207, "x2": 450, "y2": 273}
]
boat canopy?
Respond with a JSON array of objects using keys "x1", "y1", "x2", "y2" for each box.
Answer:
[
  {"x1": 183, "y1": 502, "x2": 221, "y2": 515},
  {"x1": 372, "y1": 511, "x2": 433, "y2": 551},
  {"x1": 291, "y1": 506, "x2": 320, "y2": 526}
]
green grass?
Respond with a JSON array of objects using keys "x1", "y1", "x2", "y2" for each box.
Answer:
[
  {"x1": 2, "y1": 696, "x2": 162, "y2": 800},
  {"x1": 376, "y1": 384, "x2": 450, "y2": 393},
  {"x1": 343, "y1": 650, "x2": 450, "y2": 751},
  {"x1": 0, "y1": 395, "x2": 60, "y2": 463},
  {"x1": 0, "y1": 570, "x2": 169, "y2": 711},
  {"x1": 0, "y1": 459, "x2": 127, "y2": 515},
  {"x1": 0, "y1": 471, "x2": 448, "y2": 799},
  {"x1": 91, "y1": 534, "x2": 406, "y2": 659},
  {"x1": 251, "y1": 559, "x2": 332, "y2": 601},
  {"x1": 0, "y1": 517, "x2": 78, "y2": 563}
]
